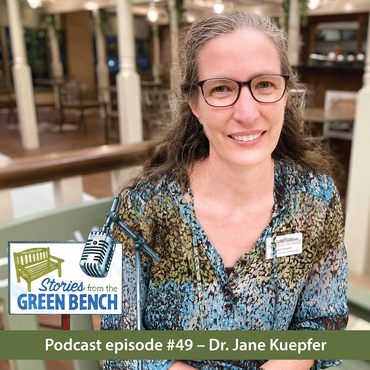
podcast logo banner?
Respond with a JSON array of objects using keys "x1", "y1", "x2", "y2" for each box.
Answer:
[{"x1": 8, "y1": 242, "x2": 122, "y2": 315}]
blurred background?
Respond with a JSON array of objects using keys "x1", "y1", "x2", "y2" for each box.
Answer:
[{"x1": 0, "y1": 0, "x2": 370, "y2": 369}]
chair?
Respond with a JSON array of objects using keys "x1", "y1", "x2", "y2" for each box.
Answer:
[
  {"x1": 141, "y1": 87, "x2": 173, "y2": 139},
  {"x1": 101, "y1": 87, "x2": 119, "y2": 143},
  {"x1": 56, "y1": 77, "x2": 101, "y2": 133},
  {"x1": 290, "y1": 89, "x2": 306, "y2": 109},
  {"x1": 103, "y1": 87, "x2": 173, "y2": 143},
  {"x1": 323, "y1": 90, "x2": 357, "y2": 140}
]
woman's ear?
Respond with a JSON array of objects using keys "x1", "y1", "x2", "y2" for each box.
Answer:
[{"x1": 188, "y1": 99, "x2": 202, "y2": 124}]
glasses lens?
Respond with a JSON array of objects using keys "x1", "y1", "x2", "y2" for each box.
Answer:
[
  {"x1": 251, "y1": 75, "x2": 286, "y2": 103},
  {"x1": 202, "y1": 79, "x2": 239, "y2": 107}
]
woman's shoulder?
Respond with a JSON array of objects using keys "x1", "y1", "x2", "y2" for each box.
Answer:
[
  {"x1": 122, "y1": 173, "x2": 183, "y2": 210},
  {"x1": 276, "y1": 158, "x2": 338, "y2": 204}
]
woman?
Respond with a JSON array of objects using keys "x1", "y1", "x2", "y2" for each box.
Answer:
[{"x1": 101, "y1": 11, "x2": 348, "y2": 370}]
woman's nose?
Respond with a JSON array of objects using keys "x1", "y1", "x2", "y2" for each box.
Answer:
[{"x1": 233, "y1": 86, "x2": 260, "y2": 122}]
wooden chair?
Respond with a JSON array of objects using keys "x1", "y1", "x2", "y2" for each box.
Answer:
[
  {"x1": 323, "y1": 90, "x2": 357, "y2": 140},
  {"x1": 101, "y1": 87, "x2": 119, "y2": 143},
  {"x1": 56, "y1": 77, "x2": 101, "y2": 133},
  {"x1": 103, "y1": 87, "x2": 173, "y2": 143},
  {"x1": 141, "y1": 87, "x2": 173, "y2": 139}
]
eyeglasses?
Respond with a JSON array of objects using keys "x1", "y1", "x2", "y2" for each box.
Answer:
[{"x1": 197, "y1": 74, "x2": 289, "y2": 107}]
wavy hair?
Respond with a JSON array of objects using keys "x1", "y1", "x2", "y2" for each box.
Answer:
[{"x1": 131, "y1": 11, "x2": 332, "y2": 188}]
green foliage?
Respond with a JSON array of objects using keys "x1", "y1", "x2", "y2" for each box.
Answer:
[
  {"x1": 176, "y1": 0, "x2": 184, "y2": 29},
  {"x1": 39, "y1": 13, "x2": 58, "y2": 31},
  {"x1": 98, "y1": 9, "x2": 107, "y2": 36},
  {"x1": 283, "y1": 0, "x2": 308, "y2": 30},
  {"x1": 166, "y1": 0, "x2": 185, "y2": 29},
  {"x1": 17, "y1": 0, "x2": 27, "y2": 19},
  {"x1": 89, "y1": 9, "x2": 107, "y2": 36}
]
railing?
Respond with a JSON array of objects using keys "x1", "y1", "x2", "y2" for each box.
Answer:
[{"x1": 0, "y1": 140, "x2": 158, "y2": 223}]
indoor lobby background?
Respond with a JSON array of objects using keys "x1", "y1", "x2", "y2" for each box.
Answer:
[{"x1": 0, "y1": 0, "x2": 370, "y2": 369}]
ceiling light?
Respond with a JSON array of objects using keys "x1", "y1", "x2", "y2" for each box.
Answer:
[
  {"x1": 27, "y1": 0, "x2": 42, "y2": 9},
  {"x1": 147, "y1": 3, "x2": 159, "y2": 23},
  {"x1": 85, "y1": 1, "x2": 99, "y2": 10},
  {"x1": 213, "y1": 0, "x2": 224, "y2": 14},
  {"x1": 307, "y1": 0, "x2": 320, "y2": 10}
]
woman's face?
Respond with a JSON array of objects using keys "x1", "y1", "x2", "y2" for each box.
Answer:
[{"x1": 189, "y1": 29, "x2": 287, "y2": 170}]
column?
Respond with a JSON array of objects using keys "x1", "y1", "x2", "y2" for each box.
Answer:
[
  {"x1": 116, "y1": 0, "x2": 143, "y2": 144},
  {"x1": 53, "y1": 177, "x2": 83, "y2": 208},
  {"x1": 48, "y1": 16, "x2": 63, "y2": 80},
  {"x1": 92, "y1": 9, "x2": 110, "y2": 116},
  {"x1": 168, "y1": 0, "x2": 181, "y2": 89},
  {"x1": 47, "y1": 16, "x2": 64, "y2": 108},
  {"x1": 0, "y1": 190, "x2": 14, "y2": 223},
  {"x1": 7, "y1": 0, "x2": 39, "y2": 149},
  {"x1": 287, "y1": 0, "x2": 300, "y2": 66},
  {"x1": 344, "y1": 13, "x2": 370, "y2": 275},
  {"x1": 152, "y1": 24, "x2": 161, "y2": 84}
]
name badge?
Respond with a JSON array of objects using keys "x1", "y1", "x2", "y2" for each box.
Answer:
[{"x1": 265, "y1": 233, "x2": 302, "y2": 259}]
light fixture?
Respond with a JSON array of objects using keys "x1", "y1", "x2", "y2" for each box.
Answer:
[
  {"x1": 213, "y1": 0, "x2": 224, "y2": 14},
  {"x1": 85, "y1": 1, "x2": 99, "y2": 10},
  {"x1": 184, "y1": 12, "x2": 196, "y2": 23},
  {"x1": 307, "y1": 0, "x2": 320, "y2": 10},
  {"x1": 27, "y1": 0, "x2": 42, "y2": 9},
  {"x1": 147, "y1": 2, "x2": 159, "y2": 23}
]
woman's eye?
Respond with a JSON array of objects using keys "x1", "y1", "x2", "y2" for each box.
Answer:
[
  {"x1": 258, "y1": 81, "x2": 272, "y2": 89},
  {"x1": 213, "y1": 85, "x2": 228, "y2": 93}
]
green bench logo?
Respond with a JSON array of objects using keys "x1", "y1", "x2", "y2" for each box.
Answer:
[
  {"x1": 9, "y1": 242, "x2": 122, "y2": 315},
  {"x1": 13, "y1": 247, "x2": 64, "y2": 292}
]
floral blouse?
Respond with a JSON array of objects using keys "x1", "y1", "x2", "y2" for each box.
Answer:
[{"x1": 101, "y1": 159, "x2": 348, "y2": 370}]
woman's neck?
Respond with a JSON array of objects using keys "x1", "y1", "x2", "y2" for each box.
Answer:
[{"x1": 190, "y1": 155, "x2": 275, "y2": 208}]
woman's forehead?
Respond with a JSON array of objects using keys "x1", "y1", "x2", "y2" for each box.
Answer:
[{"x1": 195, "y1": 29, "x2": 281, "y2": 80}]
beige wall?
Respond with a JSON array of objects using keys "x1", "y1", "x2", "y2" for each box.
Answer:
[{"x1": 65, "y1": 11, "x2": 96, "y2": 98}]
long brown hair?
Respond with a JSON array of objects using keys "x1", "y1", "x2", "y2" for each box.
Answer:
[{"x1": 131, "y1": 11, "x2": 332, "y2": 188}]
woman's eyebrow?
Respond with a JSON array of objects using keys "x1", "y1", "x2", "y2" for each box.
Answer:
[{"x1": 204, "y1": 72, "x2": 282, "y2": 81}]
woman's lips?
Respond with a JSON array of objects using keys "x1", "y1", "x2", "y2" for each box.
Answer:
[
  {"x1": 228, "y1": 131, "x2": 266, "y2": 144},
  {"x1": 229, "y1": 132, "x2": 263, "y2": 142}
]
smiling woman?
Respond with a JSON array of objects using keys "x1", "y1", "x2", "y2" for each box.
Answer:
[{"x1": 101, "y1": 11, "x2": 348, "y2": 370}]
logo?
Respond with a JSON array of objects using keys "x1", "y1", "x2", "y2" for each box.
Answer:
[{"x1": 8, "y1": 242, "x2": 122, "y2": 315}]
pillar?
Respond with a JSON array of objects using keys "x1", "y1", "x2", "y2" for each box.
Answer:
[
  {"x1": 0, "y1": 189, "x2": 13, "y2": 223},
  {"x1": 48, "y1": 16, "x2": 64, "y2": 108},
  {"x1": 168, "y1": 0, "x2": 181, "y2": 89},
  {"x1": 287, "y1": 0, "x2": 300, "y2": 66},
  {"x1": 92, "y1": 9, "x2": 110, "y2": 116},
  {"x1": 53, "y1": 177, "x2": 83, "y2": 208},
  {"x1": 7, "y1": 0, "x2": 39, "y2": 149},
  {"x1": 344, "y1": 12, "x2": 370, "y2": 274},
  {"x1": 48, "y1": 17, "x2": 63, "y2": 80},
  {"x1": 152, "y1": 24, "x2": 161, "y2": 84},
  {"x1": 116, "y1": 0, "x2": 143, "y2": 144}
]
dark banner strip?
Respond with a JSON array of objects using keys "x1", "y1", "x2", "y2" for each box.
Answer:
[{"x1": 0, "y1": 330, "x2": 369, "y2": 360}]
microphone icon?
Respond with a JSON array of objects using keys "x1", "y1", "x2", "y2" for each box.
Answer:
[
  {"x1": 79, "y1": 194, "x2": 160, "y2": 370},
  {"x1": 80, "y1": 194, "x2": 160, "y2": 278}
]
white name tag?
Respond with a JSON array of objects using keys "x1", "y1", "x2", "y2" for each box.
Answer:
[{"x1": 265, "y1": 233, "x2": 302, "y2": 259}]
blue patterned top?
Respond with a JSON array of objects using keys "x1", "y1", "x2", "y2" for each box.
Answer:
[{"x1": 101, "y1": 159, "x2": 348, "y2": 370}]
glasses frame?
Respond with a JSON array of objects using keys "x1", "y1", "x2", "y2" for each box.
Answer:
[{"x1": 197, "y1": 74, "x2": 289, "y2": 107}]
